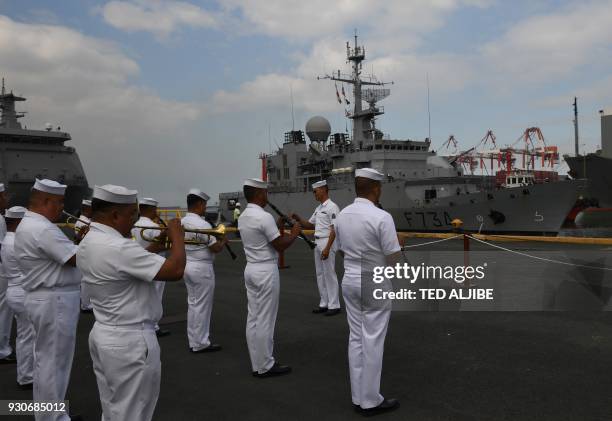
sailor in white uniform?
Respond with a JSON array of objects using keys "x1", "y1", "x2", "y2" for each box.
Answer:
[
  {"x1": 75, "y1": 199, "x2": 93, "y2": 312},
  {"x1": 292, "y1": 180, "x2": 341, "y2": 316},
  {"x1": 181, "y1": 189, "x2": 228, "y2": 353},
  {"x1": 14, "y1": 179, "x2": 81, "y2": 421},
  {"x1": 77, "y1": 185, "x2": 186, "y2": 421},
  {"x1": 131, "y1": 197, "x2": 171, "y2": 337},
  {"x1": 238, "y1": 178, "x2": 301, "y2": 377},
  {"x1": 334, "y1": 168, "x2": 401, "y2": 416},
  {"x1": 0, "y1": 182, "x2": 15, "y2": 365},
  {"x1": 2, "y1": 206, "x2": 34, "y2": 388}
]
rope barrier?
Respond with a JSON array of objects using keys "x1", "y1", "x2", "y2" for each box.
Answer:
[
  {"x1": 466, "y1": 234, "x2": 612, "y2": 272},
  {"x1": 402, "y1": 235, "x2": 463, "y2": 249}
]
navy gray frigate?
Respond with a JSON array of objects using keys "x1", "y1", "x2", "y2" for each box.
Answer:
[
  {"x1": 220, "y1": 36, "x2": 585, "y2": 235},
  {"x1": 0, "y1": 79, "x2": 90, "y2": 213}
]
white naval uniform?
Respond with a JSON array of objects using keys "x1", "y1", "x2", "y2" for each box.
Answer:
[
  {"x1": 15, "y1": 210, "x2": 81, "y2": 421},
  {"x1": 2, "y1": 232, "x2": 34, "y2": 385},
  {"x1": 181, "y1": 212, "x2": 217, "y2": 351},
  {"x1": 0, "y1": 213, "x2": 14, "y2": 360},
  {"x1": 131, "y1": 216, "x2": 166, "y2": 331},
  {"x1": 334, "y1": 198, "x2": 401, "y2": 409},
  {"x1": 75, "y1": 215, "x2": 93, "y2": 310},
  {"x1": 309, "y1": 199, "x2": 341, "y2": 310},
  {"x1": 237, "y1": 203, "x2": 281, "y2": 373},
  {"x1": 77, "y1": 222, "x2": 166, "y2": 421}
]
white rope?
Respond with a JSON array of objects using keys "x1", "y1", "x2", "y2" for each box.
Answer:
[
  {"x1": 402, "y1": 235, "x2": 463, "y2": 249},
  {"x1": 467, "y1": 235, "x2": 612, "y2": 272}
]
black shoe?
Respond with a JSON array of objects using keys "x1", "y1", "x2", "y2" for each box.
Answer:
[
  {"x1": 70, "y1": 414, "x2": 84, "y2": 421},
  {"x1": 312, "y1": 306, "x2": 328, "y2": 314},
  {"x1": 17, "y1": 382, "x2": 33, "y2": 390},
  {"x1": 156, "y1": 329, "x2": 171, "y2": 338},
  {"x1": 190, "y1": 344, "x2": 222, "y2": 353},
  {"x1": 358, "y1": 399, "x2": 399, "y2": 417},
  {"x1": 253, "y1": 363, "x2": 292, "y2": 378},
  {"x1": 325, "y1": 308, "x2": 341, "y2": 316},
  {"x1": 0, "y1": 353, "x2": 16, "y2": 364},
  {"x1": 80, "y1": 308, "x2": 93, "y2": 314}
]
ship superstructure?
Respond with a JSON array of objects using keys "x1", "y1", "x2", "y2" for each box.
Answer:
[{"x1": 0, "y1": 79, "x2": 89, "y2": 212}]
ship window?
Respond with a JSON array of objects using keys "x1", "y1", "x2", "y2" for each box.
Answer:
[
  {"x1": 384, "y1": 145, "x2": 390, "y2": 150},
  {"x1": 283, "y1": 154, "x2": 287, "y2": 166},
  {"x1": 283, "y1": 168, "x2": 290, "y2": 179},
  {"x1": 390, "y1": 146, "x2": 396, "y2": 150},
  {"x1": 410, "y1": 146, "x2": 415, "y2": 150},
  {"x1": 424, "y1": 189, "x2": 437, "y2": 200},
  {"x1": 375, "y1": 145, "x2": 382, "y2": 150}
]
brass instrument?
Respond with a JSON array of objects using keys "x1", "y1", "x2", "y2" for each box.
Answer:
[{"x1": 134, "y1": 224, "x2": 228, "y2": 246}]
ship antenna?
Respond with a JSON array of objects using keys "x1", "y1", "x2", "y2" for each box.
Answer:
[
  {"x1": 426, "y1": 72, "x2": 431, "y2": 141},
  {"x1": 290, "y1": 84, "x2": 295, "y2": 131},
  {"x1": 573, "y1": 97, "x2": 579, "y2": 156}
]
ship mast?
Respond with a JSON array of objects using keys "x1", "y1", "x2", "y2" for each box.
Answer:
[{"x1": 318, "y1": 32, "x2": 392, "y2": 146}]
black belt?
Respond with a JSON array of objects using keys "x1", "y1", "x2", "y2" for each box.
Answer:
[{"x1": 314, "y1": 236, "x2": 329, "y2": 239}]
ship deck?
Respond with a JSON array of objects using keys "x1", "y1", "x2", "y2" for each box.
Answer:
[{"x1": 2, "y1": 239, "x2": 612, "y2": 420}]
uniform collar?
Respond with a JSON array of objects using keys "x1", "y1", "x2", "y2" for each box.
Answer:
[
  {"x1": 25, "y1": 209, "x2": 53, "y2": 223},
  {"x1": 137, "y1": 215, "x2": 154, "y2": 223},
  {"x1": 319, "y1": 198, "x2": 330, "y2": 207},
  {"x1": 354, "y1": 197, "x2": 376, "y2": 207},
  {"x1": 90, "y1": 222, "x2": 124, "y2": 238},
  {"x1": 246, "y1": 203, "x2": 264, "y2": 211},
  {"x1": 185, "y1": 212, "x2": 202, "y2": 218}
]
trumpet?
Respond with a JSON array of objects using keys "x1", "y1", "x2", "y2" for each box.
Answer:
[{"x1": 134, "y1": 224, "x2": 228, "y2": 246}]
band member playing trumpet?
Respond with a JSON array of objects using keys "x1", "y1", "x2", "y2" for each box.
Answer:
[
  {"x1": 182, "y1": 189, "x2": 228, "y2": 353},
  {"x1": 77, "y1": 184, "x2": 186, "y2": 421},
  {"x1": 132, "y1": 197, "x2": 171, "y2": 337},
  {"x1": 76, "y1": 199, "x2": 94, "y2": 313}
]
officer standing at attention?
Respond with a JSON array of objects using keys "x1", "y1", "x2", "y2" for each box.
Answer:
[
  {"x1": 238, "y1": 178, "x2": 301, "y2": 377},
  {"x1": 334, "y1": 168, "x2": 401, "y2": 416},
  {"x1": 0, "y1": 182, "x2": 16, "y2": 365},
  {"x1": 181, "y1": 189, "x2": 228, "y2": 353},
  {"x1": 14, "y1": 179, "x2": 81, "y2": 421},
  {"x1": 75, "y1": 199, "x2": 93, "y2": 313},
  {"x1": 2, "y1": 206, "x2": 34, "y2": 388},
  {"x1": 132, "y1": 197, "x2": 171, "y2": 337},
  {"x1": 292, "y1": 179, "x2": 341, "y2": 316},
  {"x1": 77, "y1": 185, "x2": 186, "y2": 421}
]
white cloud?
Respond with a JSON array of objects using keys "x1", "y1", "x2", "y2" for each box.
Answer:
[
  {"x1": 481, "y1": 0, "x2": 612, "y2": 83},
  {"x1": 101, "y1": 0, "x2": 218, "y2": 38}
]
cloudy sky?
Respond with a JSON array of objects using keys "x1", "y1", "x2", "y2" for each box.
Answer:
[{"x1": 1, "y1": 0, "x2": 611, "y2": 205}]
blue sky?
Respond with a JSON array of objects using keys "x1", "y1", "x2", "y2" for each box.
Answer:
[{"x1": 1, "y1": 0, "x2": 611, "y2": 204}]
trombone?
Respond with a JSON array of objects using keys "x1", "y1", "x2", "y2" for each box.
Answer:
[{"x1": 134, "y1": 224, "x2": 228, "y2": 246}]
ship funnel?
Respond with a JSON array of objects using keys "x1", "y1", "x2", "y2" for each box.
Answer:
[{"x1": 306, "y1": 116, "x2": 331, "y2": 143}]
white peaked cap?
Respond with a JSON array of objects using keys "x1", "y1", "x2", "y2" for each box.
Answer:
[
  {"x1": 312, "y1": 180, "x2": 327, "y2": 189},
  {"x1": 5, "y1": 206, "x2": 27, "y2": 219},
  {"x1": 235, "y1": 202, "x2": 241, "y2": 207},
  {"x1": 93, "y1": 184, "x2": 138, "y2": 204},
  {"x1": 33, "y1": 179, "x2": 67, "y2": 196},
  {"x1": 139, "y1": 197, "x2": 159, "y2": 207},
  {"x1": 82, "y1": 199, "x2": 92, "y2": 207},
  {"x1": 355, "y1": 168, "x2": 385, "y2": 181},
  {"x1": 0, "y1": 183, "x2": 4, "y2": 193},
  {"x1": 243, "y1": 178, "x2": 268, "y2": 189},
  {"x1": 188, "y1": 189, "x2": 210, "y2": 202}
]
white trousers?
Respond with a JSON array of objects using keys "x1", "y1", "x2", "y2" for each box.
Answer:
[
  {"x1": 0, "y1": 275, "x2": 14, "y2": 358},
  {"x1": 314, "y1": 239, "x2": 340, "y2": 309},
  {"x1": 153, "y1": 281, "x2": 165, "y2": 331},
  {"x1": 25, "y1": 289, "x2": 80, "y2": 421},
  {"x1": 183, "y1": 261, "x2": 215, "y2": 351},
  {"x1": 342, "y1": 284, "x2": 391, "y2": 409},
  {"x1": 89, "y1": 322, "x2": 160, "y2": 421},
  {"x1": 6, "y1": 285, "x2": 34, "y2": 385},
  {"x1": 244, "y1": 262, "x2": 279, "y2": 373}
]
